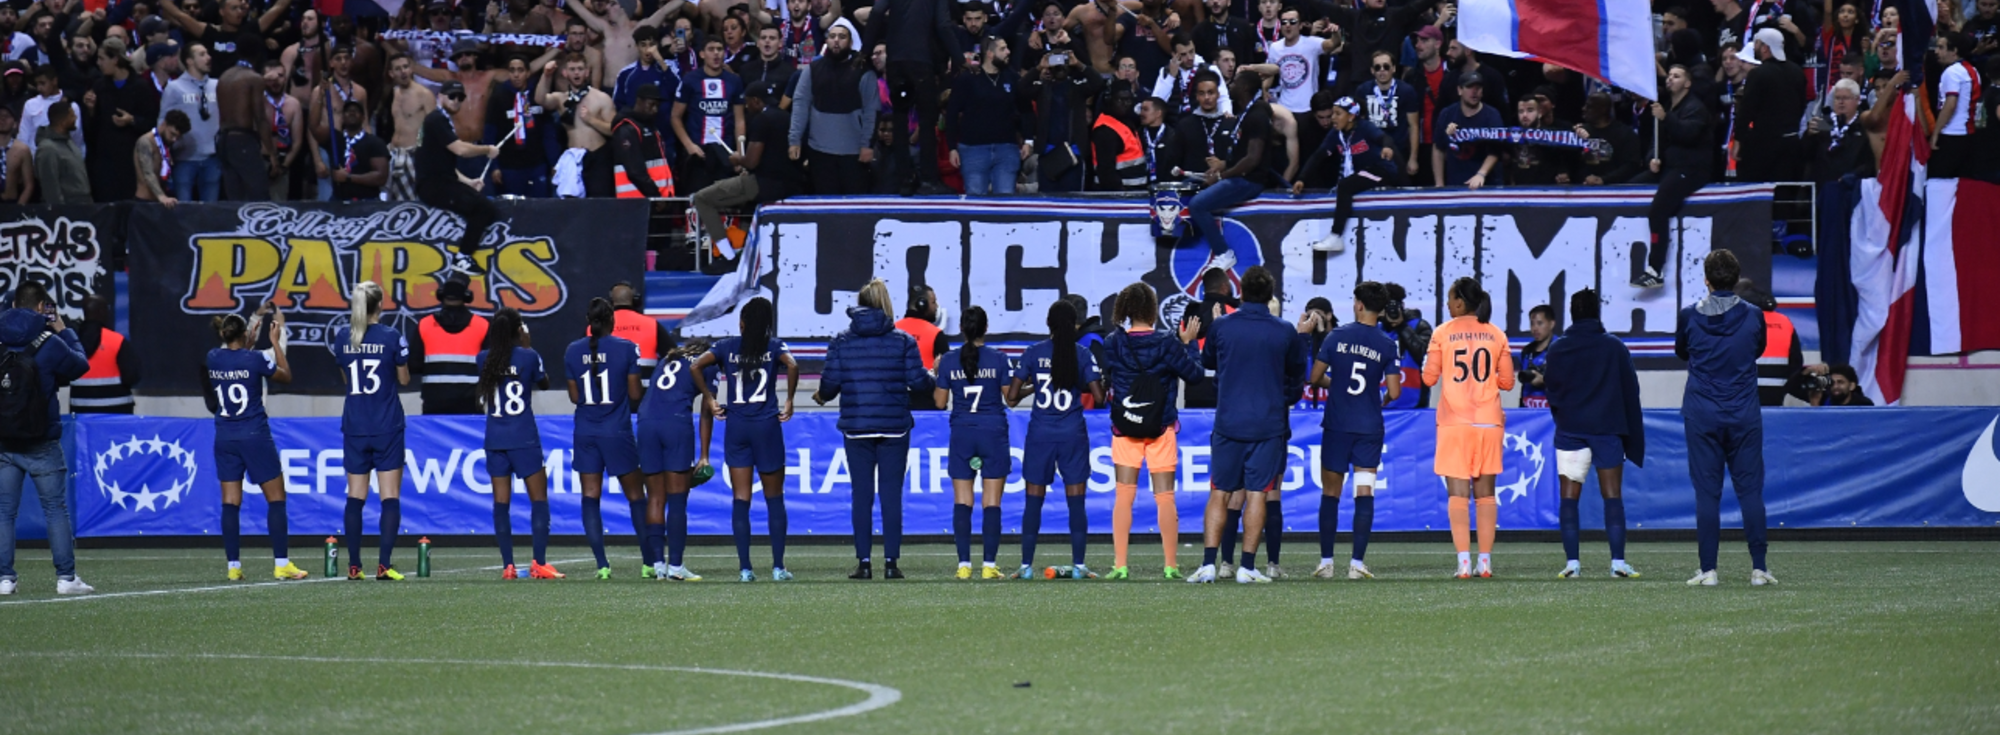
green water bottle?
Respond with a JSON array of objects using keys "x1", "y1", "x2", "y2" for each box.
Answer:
[
  {"x1": 323, "y1": 536, "x2": 339, "y2": 577},
  {"x1": 417, "y1": 537, "x2": 432, "y2": 578}
]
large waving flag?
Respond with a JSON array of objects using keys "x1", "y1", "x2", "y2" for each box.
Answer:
[
  {"x1": 1456, "y1": 0, "x2": 1657, "y2": 100},
  {"x1": 1846, "y1": 91, "x2": 1928, "y2": 405}
]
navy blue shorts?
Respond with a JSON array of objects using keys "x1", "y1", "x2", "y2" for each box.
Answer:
[
  {"x1": 215, "y1": 433, "x2": 282, "y2": 485},
  {"x1": 1320, "y1": 431, "x2": 1384, "y2": 473},
  {"x1": 948, "y1": 426, "x2": 1012, "y2": 481},
  {"x1": 638, "y1": 418, "x2": 697, "y2": 475},
  {"x1": 1209, "y1": 434, "x2": 1286, "y2": 492},
  {"x1": 574, "y1": 431, "x2": 640, "y2": 476},
  {"x1": 1555, "y1": 431, "x2": 1625, "y2": 469},
  {"x1": 342, "y1": 432, "x2": 405, "y2": 474},
  {"x1": 485, "y1": 446, "x2": 545, "y2": 480},
  {"x1": 724, "y1": 417, "x2": 786, "y2": 474},
  {"x1": 1021, "y1": 439, "x2": 1088, "y2": 487}
]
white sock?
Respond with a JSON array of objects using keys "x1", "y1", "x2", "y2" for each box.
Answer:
[
  {"x1": 982, "y1": 561, "x2": 997, "y2": 569},
  {"x1": 1457, "y1": 552, "x2": 1470, "y2": 565},
  {"x1": 273, "y1": 557, "x2": 288, "y2": 568},
  {"x1": 1350, "y1": 558, "x2": 1366, "y2": 567},
  {"x1": 1321, "y1": 557, "x2": 1335, "y2": 566},
  {"x1": 1611, "y1": 558, "x2": 1625, "y2": 567},
  {"x1": 1478, "y1": 553, "x2": 1491, "y2": 566},
  {"x1": 958, "y1": 562, "x2": 971, "y2": 569},
  {"x1": 228, "y1": 561, "x2": 242, "y2": 570}
]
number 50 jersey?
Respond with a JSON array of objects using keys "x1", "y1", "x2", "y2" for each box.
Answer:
[
  {"x1": 333, "y1": 324, "x2": 410, "y2": 437},
  {"x1": 1423, "y1": 315, "x2": 1517, "y2": 427}
]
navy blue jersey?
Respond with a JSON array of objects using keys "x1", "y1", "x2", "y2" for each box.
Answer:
[
  {"x1": 477, "y1": 347, "x2": 545, "y2": 451},
  {"x1": 1013, "y1": 340, "x2": 1098, "y2": 438},
  {"x1": 937, "y1": 345, "x2": 1012, "y2": 430},
  {"x1": 1315, "y1": 323, "x2": 1400, "y2": 435},
  {"x1": 638, "y1": 354, "x2": 714, "y2": 423},
  {"x1": 206, "y1": 347, "x2": 276, "y2": 439},
  {"x1": 333, "y1": 323, "x2": 409, "y2": 436},
  {"x1": 708, "y1": 337, "x2": 793, "y2": 422},
  {"x1": 564, "y1": 335, "x2": 642, "y2": 435}
]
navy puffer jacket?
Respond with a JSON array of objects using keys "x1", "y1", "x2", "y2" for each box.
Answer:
[
  {"x1": 1102, "y1": 327, "x2": 1205, "y2": 430},
  {"x1": 819, "y1": 306, "x2": 934, "y2": 435}
]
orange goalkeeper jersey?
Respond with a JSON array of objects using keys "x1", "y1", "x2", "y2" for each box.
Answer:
[{"x1": 1422, "y1": 315, "x2": 1516, "y2": 427}]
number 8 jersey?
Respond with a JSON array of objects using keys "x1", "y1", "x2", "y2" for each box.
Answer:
[
  {"x1": 1423, "y1": 315, "x2": 1516, "y2": 427},
  {"x1": 333, "y1": 323, "x2": 410, "y2": 436},
  {"x1": 478, "y1": 348, "x2": 546, "y2": 451},
  {"x1": 706, "y1": 337, "x2": 792, "y2": 422}
]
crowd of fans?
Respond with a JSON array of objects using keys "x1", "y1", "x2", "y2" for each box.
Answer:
[{"x1": 0, "y1": 0, "x2": 1991, "y2": 211}]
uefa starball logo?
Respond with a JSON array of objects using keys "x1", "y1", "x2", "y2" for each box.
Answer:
[{"x1": 93, "y1": 435, "x2": 199, "y2": 512}]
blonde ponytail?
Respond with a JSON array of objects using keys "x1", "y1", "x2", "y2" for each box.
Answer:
[{"x1": 349, "y1": 281, "x2": 383, "y2": 349}]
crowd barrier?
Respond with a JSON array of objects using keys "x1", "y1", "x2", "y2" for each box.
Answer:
[{"x1": 26, "y1": 407, "x2": 1998, "y2": 540}]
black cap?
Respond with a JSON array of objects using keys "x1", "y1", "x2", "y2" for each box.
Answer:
[
  {"x1": 137, "y1": 15, "x2": 168, "y2": 37},
  {"x1": 439, "y1": 80, "x2": 467, "y2": 98},
  {"x1": 438, "y1": 277, "x2": 473, "y2": 302},
  {"x1": 635, "y1": 83, "x2": 662, "y2": 101},
  {"x1": 1457, "y1": 74, "x2": 1484, "y2": 88},
  {"x1": 746, "y1": 80, "x2": 782, "y2": 103},
  {"x1": 450, "y1": 38, "x2": 481, "y2": 58}
]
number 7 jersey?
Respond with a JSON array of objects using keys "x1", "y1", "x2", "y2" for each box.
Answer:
[
  {"x1": 1422, "y1": 314, "x2": 1516, "y2": 427},
  {"x1": 333, "y1": 323, "x2": 410, "y2": 436}
]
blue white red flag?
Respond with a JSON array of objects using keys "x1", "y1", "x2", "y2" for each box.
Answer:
[{"x1": 1457, "y1": 0, "x2": 1657, "y2": 101}]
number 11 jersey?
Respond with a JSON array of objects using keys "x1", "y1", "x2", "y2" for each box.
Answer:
[
  {"x1": 333, "y1": 324, "x2": 409, "y2": 437},
  {"x1": 565, "y1": 335, "x2": 642, "y2": 436}
]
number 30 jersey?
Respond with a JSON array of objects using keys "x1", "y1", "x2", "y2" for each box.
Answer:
[
  {"x1": 1314, "y1": 323, "x2": 1400, "y2": 436},
  {"x1": 477, "y1": 348, "x2": 546, "y2": 451},
  {"x1": 206, "y1": 347, "x2": 277, "y2": 440},
  {"x1": 706, "y1": 337, "x2": 792, "y2": 422},
  {"x1": 565, "y1": 335, "x2": 642, "y2": 436},
  {"x1": 333, "y1": 324, "x2": 410, "y2": 437},
  {"x1": 1422, "y1": 315, "x2": 1517, "y2": 427}
]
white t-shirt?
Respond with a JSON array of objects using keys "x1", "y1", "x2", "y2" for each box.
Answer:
[
  {"x1": 1266, "y1": 36, "x2": 1319, "y2": 114},
  {"x1": 1938, "y1": 61, "x2": 1975, "y2": 136}
]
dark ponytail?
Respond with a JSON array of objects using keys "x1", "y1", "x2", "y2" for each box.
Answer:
[
  {"x1": 478, "y1": 307, "x2": 524, "y2": 410},
  {"x1": 1450, "y1": 277, "x2": 1491, "y2": 324},
  {"x1": 740, "y1": 297, "x2": 774, "y2": 383},
  {"x1": 587, "y1": 297, "x2": 614, "y2": 357},
  {"x1": 212, "y1": 314, "x2": 247, "y2": 346},
  {"x1": 959, "y1": 306, "x2": 987, "y2": 379},
  {"x1": 1047, "y1": 300, "x2": 1078, "y2": 391}
]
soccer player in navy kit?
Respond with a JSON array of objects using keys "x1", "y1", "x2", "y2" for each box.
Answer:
[
  {"x1": 936, "y1": 307, "x2": 1014, "y2": 580},
  {"x1": 691, "y1": 297, "x2": 799, "y2": 582},
  {"x1": 333, "y1": 282, "x2": 413, "y2": 581},
  {"x1": 1544, "y1": 289, "x2": 1645, "y2": 579},
  {"x1": 1305, "y1": 282, "x2": 1401, "y2": 580},
  {"x1": 476, "y1": 308, "x2": 560, "y2": 580},
  {"x1": 1006, "y1": 301, "x2": 1103, "y2": 580},
  {"x1": 564, "y1": 299, "x2": 646, "y2": 581},
  {"x1": 637, "y1": 339, "x2": 716, "y2": 582},
  {"x1": 1192, "y1": 268, "x2": 1308, "y2": 584},
  {"x1": 206, "y1": 305, "x2": 306, "y2": 581}
]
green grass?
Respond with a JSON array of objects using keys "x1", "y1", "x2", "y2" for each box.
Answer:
[{"x1": 2, "y1": 541, "x2": 1997, "y2": 734}]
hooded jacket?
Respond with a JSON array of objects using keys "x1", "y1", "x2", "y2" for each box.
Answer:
[
  {"x1": 1676, "y1": 290, "x2": 1766, "y2": 426},
  {"x1": 818, "y1": 306, "x2": 933, "y2": 436},
  {"x1": 1543, "y1": 319, "x2": 1645, "y2": 466},
  {"x1": 0, "y1": 308, "x2": 88, "y2": 442},
  {"x1": 1102, "y1": 326, "x2": 1205, "y2": 431}
]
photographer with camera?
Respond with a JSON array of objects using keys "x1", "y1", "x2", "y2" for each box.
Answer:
[
  {"x1": 1785, "y1": 363, "x2": 1874, "y2": 406},
  {"x1": 1378, "y1": 282, "x2": 1430, "y2": 409},
  {"x1": 1517, "y1": 304, "x2": 1556, "y2": 408},
  {"x1": 0, "y1": 282, "x2": 93, "y2": 596}
]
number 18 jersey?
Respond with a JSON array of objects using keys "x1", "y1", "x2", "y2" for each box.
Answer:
[
  {"x1": 707, "y1": 337, "x2": 792, "y2": 422},
  {"x1": 1315, "y1": 323, "x2": 1399, "y2": 436},
  {"x1": 478, "y1": 348, "x2": 546, "y2": 451},
  {"x1": 333, "y1": 324, "x2": 409, "y2": 436}
]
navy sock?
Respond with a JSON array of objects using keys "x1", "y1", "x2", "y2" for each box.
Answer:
[
  {"x1": 1352, "y1": 496, "x2": 1373, "y2": 562},
  {"x1": 666, "y1": 493, "x2": 688, "y2": 567},
  {"x1": 266, "y1": 500, "x2": 288, "y2": 561},
  {"x1": 1220, "y1": 508, "x2": 1242, "y2": 564},
  {"x1": 1202, "y1": 546, "x2": 1218, "y2": 567},
  {"x1": 732, "y1": 498, "x2": 752, "y2": 571},
  {"x1": 1264, "y1": 499, "x2": 1283, "y2": 565},
  {"x1": 981, "y1": 505, "x2": 1001, "y2": 564},
  {"x1": 582, "y1": 496, "x2": 607, "y2": 568},
  {"x1": 1605, "y1": 497, "x2": 1627, "y2": 560},
  {"x1": 1318, "y1": 495, "x2": 1339, "y2": 560},
  {"x1": 952, "y1": 504, "x2": 972, "y2": 564},
  {"x1": 1560, "y1": 497, "x2": 1581, "y2": 562},
  {"x1": 1066, "y1": 494, "x2": 1088, "y2": 566},
  {"x1": 1241, "y1": 550, "x2": 1257, "y2": 571},
  {"x1": 647, "y1": 523, "x2": 667, "y2": 568},
  {"x1": 494, "y1": 502, "x2": 515, "y2": 567},
  {"x1": 767, "y1": 494, "x2": 788, "y2": 569},
  {"x1": 222, "y1": 502, "x2": 241, "y2": 563},
  {"x1": 1021, "y1": 493, "x2": 1045, "y2": 566},
  {"x1": 377, "y1": 498, "x2": 400, "y2": 568},
  {"x1": 628, "y1": 499, "x2": 653, "y2": 566},
  {"x1": 531, "y1": 500, "x2": 551, "y2": 565},
  {"x1": 344, "y1": 497, "x2": 364, "y2": 568}
]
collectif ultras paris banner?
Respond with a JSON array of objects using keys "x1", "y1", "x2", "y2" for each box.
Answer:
[
  {"x1": 123, "y1": 199, "x2": 651, "y2": 394},
  {"x1": 63, "y1": 408, "x2": 2000, "y2": 538}
]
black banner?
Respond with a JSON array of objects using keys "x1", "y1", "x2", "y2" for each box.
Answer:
[
  {"x1": 0, "y1": 205, "x2": 122, "y2": 320},
  {"x1": 127, "y1": 199, "x2": 650, "y2": 395}
]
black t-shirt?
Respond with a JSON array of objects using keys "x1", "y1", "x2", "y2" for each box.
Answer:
[
  {"x1": 334, "y1": 131, "x2": 389, "y2": 201},
  {"x1": 197, "y1": 23, "x2": 267, "y2": 72},
  {"x1": 1226, "y1": 103, "x2": 1277, "y2": 188},
  {"x1": 749, "y1": 106, "x2": 797, "y2": 200},
  {"x1": 416, "y1": 109, "x2": 460, "y2": 183}
]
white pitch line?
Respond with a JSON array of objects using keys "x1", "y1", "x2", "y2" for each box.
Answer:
[
  {"x1": 0, "y1": 651, "x2": 901, "y2": 735},
  {"x1": 0, "y1": 555, "x2": 606, "y2": 607}
]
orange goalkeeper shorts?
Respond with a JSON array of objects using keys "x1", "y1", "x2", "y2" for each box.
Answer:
[{"x1": 1434, "y1": 425, "x2": 1505, "y2": 480}]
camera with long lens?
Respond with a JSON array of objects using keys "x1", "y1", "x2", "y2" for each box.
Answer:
[
  {"x1": 1383, "y1": 299, "x2": 1405, "y2": 323},
  {"x1": 1806, "y1": 372, "x2": 1833, "y2": 392}
]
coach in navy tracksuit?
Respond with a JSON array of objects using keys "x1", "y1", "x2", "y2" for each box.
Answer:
[
  {"x1": 1196, "y1": 267, "x2": 1309, "y2": 584},
  {"x1": 1675, "y1": 250, "x2": 1774, "y2": 587},
  {"x1": 1543, "y1": 288, "x2": 1645, "y2": 577},
  {"x1": 813, "y1": 281, "x2": 934, "y2": 580}
]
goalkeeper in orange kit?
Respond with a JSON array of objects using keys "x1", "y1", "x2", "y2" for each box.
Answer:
[{"x1": 1423, "y1": 278, "x2": 1515, "y2": 579}]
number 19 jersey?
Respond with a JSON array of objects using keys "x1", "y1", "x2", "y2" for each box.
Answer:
[
  {"x1": 707, "y1": 337, "x2": 792, "y2": 422},
  {"x1": 478, "y1": 348, "x2": 545, "y2": 451},
  {"x1": 333, "y1": 324, "x2": 409, "y2": 436},
  {"x1": 206, "y1": 347, "x2": 276, "y2": 440},
  {"x1": 565, "y1": 335, "x2": 642, "y2": 435},
  {"x1": 1315, "y1": 323, "x2": 1400, "y2": 436}
]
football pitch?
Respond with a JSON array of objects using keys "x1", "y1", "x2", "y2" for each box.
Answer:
[{"x1": 2, "y1": 541, "x2": 1996, "y2": 735}]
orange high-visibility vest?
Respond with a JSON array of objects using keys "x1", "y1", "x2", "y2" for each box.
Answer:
[
  {"x1": 72, "y1": 329, "x2": 133, "y2": 412},
  {"x1": 897, "y1": 317, "x2": 941, "y2": 369},
  {"x1": 417, "y1": 314, "x2": 489, "y2": 387},
  {"x1": 613, "y1": 119, "x2": 675, "y2": 198},
  {"x1": 612, "y1": 309, "x2": 662, "y2": 367},
  {"x1": 1091, "y1": 114, "x2": 1148, "y2": 188}
]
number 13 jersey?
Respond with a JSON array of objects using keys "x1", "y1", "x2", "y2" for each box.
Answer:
[{"x1": 333, "y1": 324, "x2": 410, "y2": 437}]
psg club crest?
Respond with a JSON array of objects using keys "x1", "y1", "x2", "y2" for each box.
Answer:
[{"x1": 1150, "y1": 188, "x2": 1187, "y2": 238}]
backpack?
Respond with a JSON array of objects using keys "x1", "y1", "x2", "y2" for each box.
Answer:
[
  {"x1": 1111, "y1": 366, "x2": 1170, "y2": 439},
  {"x1": 0, "y1": 334, "x2": 50, "y2": 441}
]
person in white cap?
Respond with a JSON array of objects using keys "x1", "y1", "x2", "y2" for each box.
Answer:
[
  {"x1": 1291, "y1": 94, "x2": 1402, "y2": 253},
  {"x1": 1730, "y1": 27, "x2": 1806, "y2": 183}
]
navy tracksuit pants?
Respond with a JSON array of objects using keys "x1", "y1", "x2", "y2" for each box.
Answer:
[
  {"x1": 846, "y1": 435, "x2": 909, "y2": 563},
  {"x1": 1684, "y1": 418, "x2": 1769, "y2": 572}
]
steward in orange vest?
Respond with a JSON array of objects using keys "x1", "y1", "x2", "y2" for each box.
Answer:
[
  {"x1": 895, "y1": 285, "x2": 949, "y2": 410},
  {"x1": 409, "y1": 279, "x2": 489, "y2": 415},
  {"x1": 608, "y1": 281, "x2": 674, "y2": 369},
  {"x1": 612, "y1": 85, "x2": 675, "y2": 199},
  {"x1": 1742, "y1": 281, "x2": 1801, "y2": 406},
  {"x1": 1089, "y1": 111, "x2": 1149, "y2": 191},
  {"x1": 73, "y1": 296, "x2": 139, "y2": 414}
]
